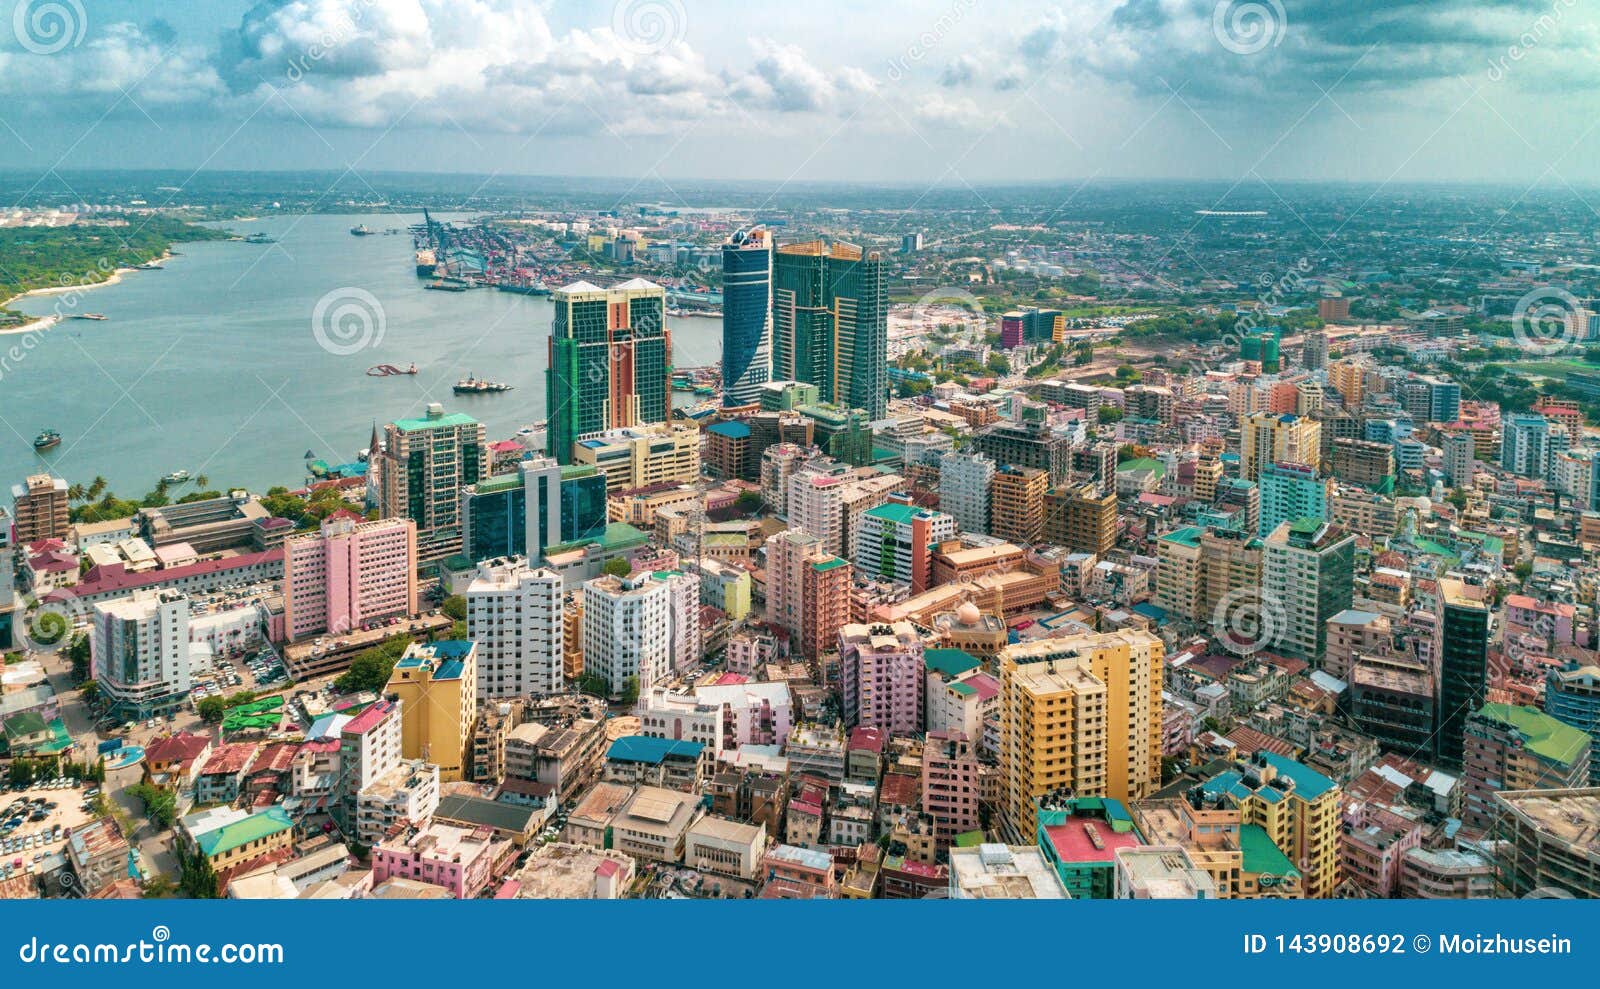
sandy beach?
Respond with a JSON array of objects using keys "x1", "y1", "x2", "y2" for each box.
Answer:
[{"x1": 0, "y1": 251, "x2": 175, "y2": 334}]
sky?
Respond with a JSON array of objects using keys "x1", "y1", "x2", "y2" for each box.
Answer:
[{"x1": 1, "y1": 0, "x2": 1598, "y2": 187}]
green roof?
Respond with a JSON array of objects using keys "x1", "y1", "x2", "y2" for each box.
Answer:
[
  {"x1": 1476, "y1": 703, "x2": 1590, "y2": 766},
  {"x1": 475, "y1": 473, "x2": 524, "y2": 494},
  {"x1": 811, "y1": 556, "x2": 849, "y2": 572},
  {"x1": 864, "y1": 502, "x2": 921, "y2": 524},
  {"x1": 1239, "y1": 824, "x2": 1299, "y2": 878},
  {"x1": 953, "y1": 830, "x2": 987, "y2": 848},
  {"x1": 393, "y1": 411, "x2": 479, "y2": 432},
  {"x1": 192, "y1": 807, "x2": 294, "y2": 858},
  {"x1": 1158, "y1": 526, "x2": 1204, "y2": 548},
  {"x1": 925, "y1": 648, "x2": 981, "y2": 677},
  {"x1": 1119, "y1": 457, "x2": 1166, "y2": 479},
  {"x1": 560, "y1": 464, "x2": 598, "y2": 480}
]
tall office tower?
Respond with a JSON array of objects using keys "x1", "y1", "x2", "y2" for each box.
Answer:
[
  {"x1": 1545, "y1": 664, "x2": 1600, "y2": 784},
  {"x1": 938, "y1": 450, "x2": 994, "y2": 535},
  {"x1": 93, "y1": 590, "x2": 194, "y2": 718},
  {"x1": 989, "y1": 465, "x2": 1048, "y2": 545},
  {"x1": 838, "y1": 621, "x2": 926, "y2": 734},
  {"x1": 282, "y1": 514, "x2": 418, "y2": 642},
  {"x1": 761, "y1": 442, "x2": 811, "y2": 517},
  {"x1": 998, "y1": 629, "x2": 1163, "y2": 840},
  {"x1": 1240, "y1": 412, "x2": 1321, "y2": 482},
  {"x1": 378, "y1": 403, "x2": 487, "y2": 562},
  {"x1": 721, "y1": 227, "x2": 774, "y2": 407},
  {"x1": 1326, "y1": 359, "x2": 1366, "y2": 410},
  {"x1": 1398, "y1": 374, "x2": 1461, "y2": 424},
  {"x1": 459, "y1": 457, "x2": 563, "y2": 565},
  {"x1": 1258, "y1": 461, "x2": 1330, "y2": 537},
  {"x1": 583, "y1": 572, "x2": 673, "y2": 697},
  {"x1": 546, "y1": 278, "x2": 671, "y2": 463},
  {"x1": 1443, "y1": 431, "x2": 1476, "y2": 490},
  {"x1": 466, "y1": 557, "x2": 565, "y2": 700},
  {"x1": 772, "y1": 241, "x2": 888, "y2": 419},
  {"x1": 10, "y1": 473, "x2": 69, "y2": 543},
  {"x1": 1045, "y1": 483, "x2": 1118, "y2": 555},
  {"x1": 853, "y1": 501, "x2": 955, "y2": 592},
  {"x1": 1301, "y1": 328, "x2": 1329, "y2": 370},
  {"x1": 1262, "y1": 519, "x2": 1355, "y2": 662},
  {"x1": 1500, "y1": 413, "x2": 1558, "y2": 479},
  {"x1": 766, "y1": 527, "x2": 852, "y2": 662},
  {"x1": 1436, "y1": 577, "x2": 1491, "y2": 766},
  {"x1": 1460, "y1": 704, "x2": 1591, "y2": 831}
]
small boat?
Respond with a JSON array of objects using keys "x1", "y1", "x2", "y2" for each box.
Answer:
[
  {"x1": 454, "y1": 374, "x2": 513, "y2": 395},
  {"x1": 243, "y1": 232, "x2": 275, "y2": 244},
  {"x1": 350, "y1": 225, "x2": 375, "y2": 236},
  {"x1": 68, "y1": 313, "x2": 107, "y2": 320},
  {"x1": 134, "y1": 262, "x2": 163, "y2": 270},
  {"x1": 424, "y1": 279, "x2": 469, "y2": 292},
  {"x1": 304, "y1": 449, "x2": 316, "y2": 459},
  {"x1": 366, "y1": 363, "x2": 418, "y2": 377},
  {"x1": 33, "y1": 429, "x2": 61, "y2": 451},
  {"x1": 162, "y1": 470, "x2": 190, "y2": 484}
]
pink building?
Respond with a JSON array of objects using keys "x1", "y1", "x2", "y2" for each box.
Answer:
[
  {"x1": 282, "y1": 513, "x2": 417, "y2": 642},
  {"x1": 922, "y1": 730, "x2": 980, "y2": 850},
  {"x1": 1341, "y1": 821, "x2": 1423, "y2": 897},
  {"x1": 371, "y1": 822, "x2": 506, "y2": 899},
  {"x1": 838, "y1": 622, "x2": 925, "y2": 735},
  {"x1": 1502, "y1": 594, "x2": 1576, "y2": 646}
]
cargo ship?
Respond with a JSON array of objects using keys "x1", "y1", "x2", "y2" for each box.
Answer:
[
  {"x1": 415, "y1": 249, "x2": 437, "y2": 277},
  {"x1": 424, "y1": 278, "x2": 470, "y2": 292},
  {"x1": 350, "y1": 224, "x2": 376, "y2": 236},
  {"x1": 454, "y1": 374, "x2": 513, "y2": 394}
]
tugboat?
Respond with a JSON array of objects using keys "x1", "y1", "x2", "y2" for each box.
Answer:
[
  {"x1": 350, "y1": 224, "x2": 375, "y2": 236},
  {"x1": 33, "y1": 429, "x2": 61, "y2": 451},
  {"x1": 453, "y1": 374, "x2": 513, "y2": 395}
]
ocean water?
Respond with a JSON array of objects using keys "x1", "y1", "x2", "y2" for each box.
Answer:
[{"x1": 0, "y1": 212, "x2": 725, "y2": 498}]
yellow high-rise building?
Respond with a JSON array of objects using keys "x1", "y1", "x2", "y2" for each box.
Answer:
[
  {"x1": 1199, "y1": 752, "x2": 1342, "y2": 898},
  {"x1": 1327, "y1": 360, "x2": 1366, "y2": 412},
  {"x1": 998, "y1": 629, "x2": 1163, "y2": 839},
  {"x1": 386, "y1": 640, "x2": 479, "y2": 782},
  {"x1": 1240, "y1": 411, "x2": 1320, "y2": 482}
]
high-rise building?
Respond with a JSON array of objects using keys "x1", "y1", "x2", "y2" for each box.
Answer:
[
  {"x1": 386, "y1": 640, "x2": 478, "y2": 782},
  {"x1": 546, "y1": 279, "x2": 671, "y2": 463},
  {"x1": 766, "y1": 528, "x2": 850, "y2": 661},
  {"x1": 571, "y1": 422, "x2": 701, "y2": 494},
  {"x1": 1258, "y1": 461, "x2": 1329, "y2": 537},
  {"x1": 1398, "y1": 374, "x2": 1461, "y2": 424},
  {"x1": 1330, "y1": 438, "x2": 1395, "y2": 489},
  {"x1": 1500, "y1": 413, "x2": 1562, "y2": 480},
  {"x1": 1154, "y1": 526, "x2": 1205, "y2": 621},
  {"x1": 1241, "y1": 412, "x2": 1321, "y2": 482},
  {"x1": 999, "y1": 308, "x2": 1064, "y2": 349},
  {"x1": 973, "y1": 407, "x2": 1072, "y2": 484},
  {"x1": 852, "y1": 500, "x2": 954, "y2": 592},
  {"x1": 923, "y1": 730, "x2": 982, "y2": 851},
  {"x1": 1045, "y1": 484, "x2": 1118, "y2": 555},
  {"x1": 1545, "y1": 664, "x2": 1600, "y2": 784},
  {"x1": 93, "y1": 590, "x2": 194, "y2": 718},
  {"x1": 378, "y1": 403, "x2": 488, "y2": 562},
  {"x1": 1461, "y1": 704, "x2": 1590, "y2": 831},
  {"x1": 282, "y1": 513, "x2": 417, "y2": 642},
  {"x1": 1262, "y1": 519, "x2": 1354, "y2": 661},
  {"x1": 838, "y1": 621, "x2": 925, "y2": 734},
  {"x1": 990, "y1": 465, "x2": 1048, "y2": 545},
  {"x1": 772, "y1": 241, "x2": 887, "y2": 419},
  {"x1": 1443, "y1": 431, "x2": 1476, "y2": 490},
  {"x1": 10, "y1": 473, "x2": 69, "y2": 544},
  {"x1": 560, "y1": 464, "x2": 609, "y2": 547},
  {"x1": 1326, "y1": 359, "x2": 1366, "y2": 410},
  {"x1": 938, "y1": 451, "x2": 994, "y2": 535},
  {"x1": 1199, "y1": 528, "x2": 1263, "y2": 620},
  {"x1": 721, "y1": 227, "x2": 774, "y2": 407},
  {"x1": 998, "y1": 629, "x2": 1163, "y2": 839},
  {"x1": 582, "y1": 572, "x2": 673, "y2": 697},
  {"x1": 459, "y1": 457, "x2": 562, "y2": 565},
  {"x1": 1436, "y1": 577, "x2": 1491, "y2": 767},
  {"x1": 786, "y1": 459, "x2": 903, "y2": 559},
  {"x1": 466, "y1": 557, "x2": 564, "y2": 700},
  {"x1": 1302, "y1": 327, "x2": 1329, "y2": 368},
  {"x1": 1199, "y1": 752, "x2": 1343, "y2": 898}
]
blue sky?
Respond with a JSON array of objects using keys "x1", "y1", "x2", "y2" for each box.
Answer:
[{"x1": 2, "y1": 0, "x2": 1598, "y2": 185}]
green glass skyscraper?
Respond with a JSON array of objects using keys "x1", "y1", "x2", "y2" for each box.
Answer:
[
  {"x1": 772, "y1": 241, "x2": 887, "y2": 419},
  {"x1": 546, "y1": 278, "x2": 670, "y2": 464}
]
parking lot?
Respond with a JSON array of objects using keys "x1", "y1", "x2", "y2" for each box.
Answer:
[
  {"x1": 1, "y1": 778, "x2": 101, "y2": 882},
  {"x1": 190, "y1": 649, "x2": 288, "y2": 705}
]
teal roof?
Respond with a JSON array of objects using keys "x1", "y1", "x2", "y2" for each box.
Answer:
[
  {"x1": 925, "y1": 648, "x2": 981, "y2": 678},
  {"x1": 191, "y1": 807, "x2": 293, "y2": 858},
  {"x1": 1158, "y1": 526, "x2": 1204, "y2": 548},
  {"x1": 393, "y1": 411, "x2": 478, "y2": 432},
  {"x1": 811, "y1": 557, "x2": 849, "y2": 572},
  {"x1": 1239, "y1": 824, "x2": 1299, "y2": 878},
  {"x1": 864, "y1": 502, "x2": 921, "y2": 524}
]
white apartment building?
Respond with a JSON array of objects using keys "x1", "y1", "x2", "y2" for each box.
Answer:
[
  {"x1": 583, "y1": 573, "x2": 672, "y2": 697},
  {"x1": 467, "y1": 556, "x2": 565, "y2": 699},
  {"x1": 94, "y1": 589, "x2": 194, "y2": 717},
  {"x1": 938, "y1": 451, "x2": 995, "y2": 535}
]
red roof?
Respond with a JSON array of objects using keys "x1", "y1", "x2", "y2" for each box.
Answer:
[
  {"x1": 342, "y1": 700, "x2": 396, "y2": 737},
  {"x1": 595, "y1": 859, "x2": 621, "y2": 879},
  {"x1": 63, "y1": 547, "x2": 284, "y2": 598},
  {"x1": 199, "y1": 742, "x2": 260, "y2": 777},
  {"x1": 848, "y1": 726, "x2": 886, "y2": 754},
  {"x1": 145, "y1": 731, "x2": 213, "y2": 767},
  {"x1": 1044, "y1": 816, "x2": 1142, "y2": 864}
]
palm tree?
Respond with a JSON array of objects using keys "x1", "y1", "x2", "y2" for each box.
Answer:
[
  {"x1": 194, "y1": 474, "x2": 210, "y2": 489},
  {"x1": 67, "y1": 483, "x2": 85, "y2": 502},
  {"x1": 86, "y1": 476, "x2": 107, "y2": 500}
]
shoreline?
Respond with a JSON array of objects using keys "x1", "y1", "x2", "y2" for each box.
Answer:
[{"x1": 0, "y1": 250, "x2": 174, "y2": 311}]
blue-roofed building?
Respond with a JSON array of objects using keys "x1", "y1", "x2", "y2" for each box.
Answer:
[
  {"x1": 603, "y1": 735, "x2": 709, "y2": 792},
  {"x1": 706, "y1": 419, "x2": 755, "y2": 479},
  {"x1": 387, "y1": 640, "x2": 478, "y2": 782},
  {"x1": 1200, "y1": 751, "x2": 1341, "y2": 898}
]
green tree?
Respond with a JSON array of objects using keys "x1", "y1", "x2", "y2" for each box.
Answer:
[
  {"x1": 734, "y1": 490, "x2": 762, "y2": 514},
  {"x1": 127, "y1": 782, "x2": 177, "y2": 829},
  {"x1": 332, "y1": 634, "x2": 412, "y2": 693},
  {"x1": 1097, "y1": 405, "x2": 1124, "y2": 424},
  {"x1": 67, "y1": 632, "x2": 91, "y2": 682},
  {"x1": 620, "y1": 675, "x2": 640, "y2": 705},
  {"x1": 197, "y1": 696, "x2": 226, "y2": 723},
  {"x1": 177, "y1": 842, "x2": 220, "y2": 899},
  {"x1": 441, "y1": 595, "x2": 468, "y2": 621},
  {"x1": 577, "y1": 673, "x2": 610, "y2": 698},
  {"x1": 602, "y1": 557, "x2": 633, "y2": 578}
]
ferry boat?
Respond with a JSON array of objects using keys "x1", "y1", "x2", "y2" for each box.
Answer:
[
  {"x1": 244, "y1": 232, "x2": 275, "y2": 244},
  {"x1": 161, "y1": 470, "x2": 190, "y2": 484},
  {"x1": 32, "y1": 429, "x2": 61, "y2": 451},
  {"x1": 454, "y1": 374, "x2": 513, "y2": 395},
  {"x1": 350, "y1": 225, "x2": 376, "y2": 236}
]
